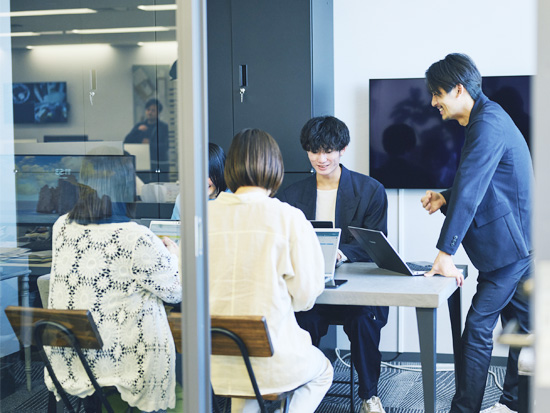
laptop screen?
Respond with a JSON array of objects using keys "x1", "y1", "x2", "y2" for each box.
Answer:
[
  {"x1": 149, "y1": 220, "x2": 181, "y2": 245},
  {"x1": 315, "y1": 228, "x2": 341, "y2": 281}
]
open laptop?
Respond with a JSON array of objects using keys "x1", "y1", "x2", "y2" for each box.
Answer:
[
  {"x1": 124, "y1": 143, "x2": 151, "y2": 171},
  {"x1": 315, "y1": 228, "x2": 347, "y2": 288},
  {"x1": 149, "y1": 220, "x2": 180, "y2": 245},
  {"x1": 348, "y1": 226, "x2": 433, "y2": 276}
]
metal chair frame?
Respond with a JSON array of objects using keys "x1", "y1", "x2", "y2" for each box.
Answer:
[
  {"x1": 211, "y1": 326, "x2": 291, "y2": 413},
  {"x1": 33, "y1": 320, "x2": 114, "y2": 413}
]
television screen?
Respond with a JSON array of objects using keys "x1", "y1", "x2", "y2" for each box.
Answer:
[
  {"x1": 14, "y1": 155, "x2": 136, "y2": 217},
  {"x1": 12, "y1": 81, "x2": 69, "y2": 124},
  {"x1": 369, "y1": 76, "x2": 531, "y2": 189}
]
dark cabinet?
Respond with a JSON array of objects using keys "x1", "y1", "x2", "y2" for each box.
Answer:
[{"x1": 207, "y1": 0, "x2": 334, "y2": 181}]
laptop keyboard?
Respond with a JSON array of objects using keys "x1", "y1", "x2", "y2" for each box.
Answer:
[{"x1": 406, "y1": 262, "x2": 433, "y2": 272}]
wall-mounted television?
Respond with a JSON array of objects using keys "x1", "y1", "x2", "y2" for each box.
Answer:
[
  {"x1": 369, "y1": 76, "x2": 531, "y2": 189},
  {"x1": 12, "y1": 81, "x2": 69, "y2": 124}
]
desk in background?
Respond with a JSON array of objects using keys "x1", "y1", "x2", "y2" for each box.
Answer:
[
  {"x1": 1, "y1": 252, "x2": 33, "y2": 391},
  {"x1": 317, "y1": 262, "x2": 467, "y2": 413}
]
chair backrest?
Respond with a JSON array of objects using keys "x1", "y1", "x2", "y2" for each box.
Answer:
[
  {"x1": 36, "y1": 273, "x2": 51, "y2": 308},
  {"x1": 4, "y1": 306, "x2": 102, "y2": 349},
  {"x1": 167, "y1": 313, "x2": 274, "y2": 357},
  {"x1": 4, "y1": 306, "x2": 113, "y2": 413}
]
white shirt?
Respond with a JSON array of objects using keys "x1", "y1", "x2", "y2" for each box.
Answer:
[
  {"x1": 316, "y1": 188, "x2": 349, "y2": 262},
  {"x1": 208, "y1": 191, "x2": 329, "y2": 396},
  {"x1": 316, "y1": 188, "x2": 337, "y2": 224}
]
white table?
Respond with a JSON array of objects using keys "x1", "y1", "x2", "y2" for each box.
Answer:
[{"x1": 317, "y1": 262, "x2": 466, "y2": 413}]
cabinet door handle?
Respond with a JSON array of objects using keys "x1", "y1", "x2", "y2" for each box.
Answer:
[
  {"x1": 239, "y1": 64, "x2": 248, "y2": 87},
  {"x1": 239, "y1": 65, "x2": 247, "y2": 103}
]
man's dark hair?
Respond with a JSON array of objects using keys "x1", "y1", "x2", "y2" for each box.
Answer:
[
  {"x1": 299, "y1": 116, "x2": 350, "y2": 153},
  {"x1": 145, "y1": 98, "x2": 163, "y2": 112},
  {"x1": 425, "y1": 53, "x2": 482, "y2": 100},
  {"x1": 208, "y1": 142, "x2": 227, "y2": 197}
]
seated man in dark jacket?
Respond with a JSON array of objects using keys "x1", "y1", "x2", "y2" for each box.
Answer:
[
  {"x1": 124, "y1": 98, "x2": 169, "y2": 173},
  {"x1": 277, "y1": 116, "x2": 388, "y2": 413}
]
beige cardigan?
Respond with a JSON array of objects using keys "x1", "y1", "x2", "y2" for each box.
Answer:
[{"x1": 208, "y1": 191, "x2": 328, "y2": 396}]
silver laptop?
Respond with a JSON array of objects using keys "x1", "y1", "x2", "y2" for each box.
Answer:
[
  {"x1": 348, "y1": 226, "x2": 432, "y2": 276},
  {"x1": 124, "y1": 143, "x2": 151, "y2": 171},
  {"x1": 315, "y1": 228, "x2": 342, "y2": 286},
  {"x1": 149, "y1": 220, "x2": 181, "y2": 245}
]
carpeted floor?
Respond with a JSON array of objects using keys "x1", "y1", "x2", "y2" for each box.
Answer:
[
  {"x1": 0, "y1": 354, "x2": 505, "y2": 412},
  {"x1": 316, "y1": 357, "x2": 505, "y2": 413}
]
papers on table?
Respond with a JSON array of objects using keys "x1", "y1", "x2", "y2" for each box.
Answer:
[{"x1": 0, "y1": 247, "x2": 31, "y2": 260}]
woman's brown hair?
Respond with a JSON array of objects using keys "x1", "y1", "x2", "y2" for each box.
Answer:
[{"x1": 224, "y1": 128, "x2": 284, "y2": 196}]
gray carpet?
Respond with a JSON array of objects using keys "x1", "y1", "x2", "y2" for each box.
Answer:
[
  {"x1": 316, "y1": 358, "x2": 505, "y2": 413},
  {"x1": 0, "y1": 356, "x2": 506, "y2": 412}
]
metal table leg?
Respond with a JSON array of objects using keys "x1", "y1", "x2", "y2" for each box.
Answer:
[{"x1": 416, "y1": 307, "x2": 436, "y2": 413}]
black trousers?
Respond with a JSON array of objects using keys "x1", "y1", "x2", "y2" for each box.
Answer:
[{"x1": 295, "y1": 304, "x2": 389, "y2": 400}]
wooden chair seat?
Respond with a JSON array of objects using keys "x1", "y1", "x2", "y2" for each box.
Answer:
[{"x1": 168, "y1": 313, "x2": 301, "y2": 413}]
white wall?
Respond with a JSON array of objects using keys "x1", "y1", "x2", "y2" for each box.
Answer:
[
  {"x1": 12, "y1": 42, "x2": 177, "y2": 143},
  {"x1": 333, "y1": 0, "x2": 537, "y2": 355}
]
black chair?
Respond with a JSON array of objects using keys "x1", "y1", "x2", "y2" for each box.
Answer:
[
  {"x1": 4, "y1": 306, "x2": 115, "y2": 413},
  {"x1": 168, "y1": 313, "x2": 301, "y2": 413}
]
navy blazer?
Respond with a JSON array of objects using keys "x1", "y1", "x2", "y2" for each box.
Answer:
[
  {"x1": 438, "y1": 93, "x2": 533, "y2": 272},
  {"x1": 277, "y1": 165, "x2": 388, "y2": 262}
]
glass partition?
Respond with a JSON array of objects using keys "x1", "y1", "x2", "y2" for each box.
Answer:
[{"x1": 1, "y1": 1, "x2": 188, "y2": 411}]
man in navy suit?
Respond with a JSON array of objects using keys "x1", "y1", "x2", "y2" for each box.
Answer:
[
  {"x1": 278, "y1": 116, "x2": 388, "y2": 413},
  {"x1": 421, "y1": 53, "x2": 533, "y2": 413}
]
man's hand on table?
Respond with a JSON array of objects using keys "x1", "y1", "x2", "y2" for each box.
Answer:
[{"x1": 425, "y1": 250, "x2": 464, "y2": 287}]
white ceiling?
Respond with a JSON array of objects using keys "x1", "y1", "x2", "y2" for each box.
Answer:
[{"x1": 9, "y1": 0, "x2": 176, "y2": 48}]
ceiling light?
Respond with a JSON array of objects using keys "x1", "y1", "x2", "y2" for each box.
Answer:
[
  {"x1": 5, "y1": 32, "x2": 41, "y2": 37},
  {"x1": 69, "y1": 26, "x2": 174, "y2": 35},
  {"x1": 23, "y1": 43, "x2": 113, "y2": 51},
  {"x1": 6, "y1": 8, "x2": 97, "y2": 18},
  {"x1": 137, "y1": 5, "x2": 177, "y2": 12},
  {"x1": 137, "y1": 41, "x2": 178, "y2": 46}
]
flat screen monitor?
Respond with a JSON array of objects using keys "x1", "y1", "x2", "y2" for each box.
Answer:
[
  {"x1": 369, "y1": 75, "x2": 531, "y2": 189},
  {"x1": 43, "y1": 135, "x2": 88, "y2": 143},
  {"x1": 14, "y1": 155, "x2": 136, "y2": 218},
  {"x1": 13, "y1": 82, "x2": 69, "y2": 124}
]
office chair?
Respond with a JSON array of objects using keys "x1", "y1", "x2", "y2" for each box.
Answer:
[
  {"x1": 168, "y1": 313, "x2": 302, "y2": 413},
  {"x1": 4, "y1": 306, "x2": 115, "y2": 413}
]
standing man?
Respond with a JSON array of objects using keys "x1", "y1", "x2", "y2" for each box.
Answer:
[
  {"x1": 124, "y1": 98, "x2": 170, "y2": 173},
  {"x1": 278, "y1": 116, "x2": 388, "y2": 413},
  {"x1": 421, "y1": 53, "x2": 533, "y2": 413}
]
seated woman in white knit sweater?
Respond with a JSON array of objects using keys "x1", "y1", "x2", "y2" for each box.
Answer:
[
  {"x1": 208, "y1": 129, "x2": 334, "y2": 413},
  {"x1": 46, "y1": 155, "x2": 182, "y2": 413}
]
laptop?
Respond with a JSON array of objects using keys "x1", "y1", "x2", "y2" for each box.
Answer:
[
  {"x1": 315, "y1": 228, "x2": 347, "y2": 288},
  {"x1": 149, "y1": 220, "x2": 181, "y2": 245},
  {"x1": 124, "y1": 143, "x2": 151, "y2": 171},
  {"x1": 348, "y1": 226, "x2": 433, "y2": 276},
  {"x1": 310, "y1": 220, "x2": 334, "y2": 229}
]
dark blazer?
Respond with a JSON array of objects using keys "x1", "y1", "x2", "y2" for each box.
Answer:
[
  {"x1": 124, "y1": 119, "x2": 170, "y2": 171},
  {"x1": 438, "y1": 93, "x2": 533, "y2": 272},
  {"x1": 277, "y1": 165, "x2": 388, "y2": 262}
]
